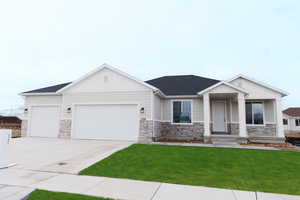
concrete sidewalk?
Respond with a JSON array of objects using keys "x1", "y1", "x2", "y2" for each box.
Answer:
[
  {"x1": 0, "y1": 184, "x2": 34, "y2": 200},
  {"x1": 0, "y1": 168, "x2": 299, "y2": 200}
]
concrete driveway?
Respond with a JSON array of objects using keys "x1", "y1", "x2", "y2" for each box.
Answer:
[{"x1": 8, "y1": 137, "x2": 133, "y2": 174}]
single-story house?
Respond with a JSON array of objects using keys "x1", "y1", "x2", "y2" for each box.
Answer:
[
  {"x1": 20, "y1": 64, "x2": 288, "y2": 144},
  {"x1": 283, "y1": 108, "x2": 300, "y2": 134}
]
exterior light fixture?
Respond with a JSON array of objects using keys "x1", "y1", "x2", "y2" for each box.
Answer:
[
  {"x1": 67, "y1": 107, "x2": 72, "y2": 113},
  {"x1": 140, "y1": 107, "x2": 145, "y2": 114}
]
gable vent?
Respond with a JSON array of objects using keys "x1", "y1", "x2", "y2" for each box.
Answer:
[{"x1": 104, "y1": 76, "x2": 109, "y2": 83}]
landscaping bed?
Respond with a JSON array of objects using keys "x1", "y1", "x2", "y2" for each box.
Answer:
[{"x1": 80, "y1": 144, "x2": 300, "y2": 195}]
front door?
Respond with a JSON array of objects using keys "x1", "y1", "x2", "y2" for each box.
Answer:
[{"x1": 212, "y1": 101, "x2": 226, "y2": 132}]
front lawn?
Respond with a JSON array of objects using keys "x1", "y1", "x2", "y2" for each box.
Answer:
[
  {"x1": 80, "y1": 144, "x2": 300, "y2": 195},
  {"x1": 27, "y1": 189, "x2": 112, "y2": 200}
]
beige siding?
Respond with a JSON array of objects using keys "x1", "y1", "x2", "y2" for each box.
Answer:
[
  {"x1": 209, "y1": 84, "x2": 242, "y2": 94},
  {"x1": 264, "y1": 100, "x2": 275, "y2": 123},
  {"x1": 65, "y1": 68, "x2": 150, "y2": 93},
  {"x1": 24, "y1": 95, "x2": 62, "y2": 105},
  {"x1": 62, "y1": 91, "x2": 151, "y2": 119},
  {"x1": 153, "y1": 94, "x2": 162, "y2": 120},
  {"x1": 162, "y1": 99, "x2": 171, "y2": 121},
  {"x1": 231, "y1": 101, "x2": 239, "y2": 122},
  {"x1": 194, "y1": 99, "x2": 203, "y2": 121},
  {"x1": 226, "y1": 100, "x2": 231, "y2": 122},
  {"x1": 230, "y1": 78, "x2": 281, "y2": 99}
]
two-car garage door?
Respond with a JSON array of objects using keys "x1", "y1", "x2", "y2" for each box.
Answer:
[
  {"x1": 29, "y1": 104, "x2": 139, "y2": 141},
  {"x1": 72, "y1": 104, "x2": 139, "y2": 141}
]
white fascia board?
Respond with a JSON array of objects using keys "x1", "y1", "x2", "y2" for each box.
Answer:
[
  {"x1": 56, "y1": 63, "x2": 159, "y2": 93},
  {"x1": 227, "y1": 74, "x2": 289, "y2": 97},
  {"x1": 164, "y1": 95, "x2": 199, "y2": 99},
  {"x1": 20, "y1": 92, "x2": 61, "y2": 96},
  {"x1": 197, "y1": 81, "x2": 249, "y2": 95}
]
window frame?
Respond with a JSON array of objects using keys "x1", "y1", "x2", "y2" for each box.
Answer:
[
  {"x1": 245, "y1": 101, "x2": 265, "y2": 126},
  {"x1": 295, "y1": 119, "x2": 300, "y2": 127},
  {"x1": 171, "y1": 99, "x2": 193, "y2": 125},
  {"x1": 283, "y1": 119, "x2": 288, "y2": 125}
]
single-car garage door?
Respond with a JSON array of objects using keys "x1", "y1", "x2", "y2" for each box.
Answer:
[
  {"x1": 73, "y1": 104, "x2": 139, "y2": 141},
  {"x1": 29, "y1": 106, "x2": 60, "y2": 137}
]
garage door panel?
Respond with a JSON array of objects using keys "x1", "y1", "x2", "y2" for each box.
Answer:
[
  {"x1": 30, "y1": 106, "x2": 60, "y2": 138},
  {"x1": 73, "y1": 104, "x2": 139, "y2": 141}
]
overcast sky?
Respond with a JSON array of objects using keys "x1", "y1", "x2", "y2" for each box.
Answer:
[{"x1": 0, "y1": 0, "x2": 299, "y2": 110}]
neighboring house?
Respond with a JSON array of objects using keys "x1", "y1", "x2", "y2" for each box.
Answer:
[
  {"x1": 283, "y1": 108, "x2": 300, "y2": 133},
  {"x1": 0, "y1": 116, "x2": 22, "y2": 138},
  {"x1": 20, "y1": 64, "x2": 288, "y2": 144}
]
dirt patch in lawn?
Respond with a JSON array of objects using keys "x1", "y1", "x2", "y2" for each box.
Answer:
[
  {"x1": 242, "y1": 143, "x2": 300, "y2": 152},
  {"x1": 285, "y1": 133, "x2": 300, "y2": 138}
]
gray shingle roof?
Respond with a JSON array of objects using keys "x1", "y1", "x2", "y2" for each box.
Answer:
[
  {"x1": 22, "y1": 75, "x2": 220, "y2": 96},
  {"x1": 146, "y1": 75, "x2": 220, "y2": 95},
  {"x1": 22, "y1": 82, "x2": 72, "y2": 94}
]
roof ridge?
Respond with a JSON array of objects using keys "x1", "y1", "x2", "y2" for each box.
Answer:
[{"x1": 146, "y1": 75, "x2": 220, "y2": 82}]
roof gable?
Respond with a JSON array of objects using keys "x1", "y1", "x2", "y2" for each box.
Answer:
[
  {"x1": 58, "y1": 64, "x2": 157, "y2": 93},
  {"x1": 197, "y1": 81, "x2": 248, "y2": 95},
  {"x1": 146, "y1": 75, "x2": 220, "y2": 96},
  {"x1": 228, "y1": 74, "x2": 288, "y2": 97}
]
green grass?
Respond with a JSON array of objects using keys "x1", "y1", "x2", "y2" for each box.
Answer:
[
  {"x1": 80, "y1": 144, "x2": 300, "y2": 195},
  {"x1": 27, "y1": 189, "x2": 112, "y2": 200}
]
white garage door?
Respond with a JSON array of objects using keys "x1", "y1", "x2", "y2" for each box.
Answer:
[
  {"x1": 29, "y1": 106, "x2": 60, "y2": 138},
  {"x1": 73, "y1": 104, "x2": 139, "y2": 141}
]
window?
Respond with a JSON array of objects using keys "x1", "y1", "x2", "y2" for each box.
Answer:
[
  {"x1": 172, "y1": 101, "x2": 192, "y2": 123},
  {"x1": 283, "y1": 119, "x2": 288, "y2": 125},
  {"x1": 295, "y1": 119, "x2": 300, "y2": 126},
  {"x1": 246, "y1": 102, "x2": 264, "y2": 125}
]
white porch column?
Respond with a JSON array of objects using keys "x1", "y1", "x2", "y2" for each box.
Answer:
[
  {"x1": 203, "y1": 93, "x2": 211, "y2": 139},
  {"x1": 238, "y1": 93, "x2": 247, "y2": 137},
  {"x1": 275, "y1": 98, "x2": 285, "y2": 138}
]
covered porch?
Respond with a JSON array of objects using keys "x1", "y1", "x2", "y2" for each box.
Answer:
[{"x1": 199, "y1": 82, "x2": 284, "y2": 143}]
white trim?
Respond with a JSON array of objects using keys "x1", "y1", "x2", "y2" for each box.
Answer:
[
  {"x1": 150, "y1": 90, "x2": 154, "y2": 121},
  {"x1": 246, "y1": 124, "x2": 266, "y2": 127},
  {"x1": 153, "y1": 120, "x2": 170, "y2": 122},
  {"x1": 71, "y1": 102, "x2": 140, "y2": 106},
  {"x1": 227, "y1": 74, "x2": 289, "y2": 97},
  {"x1": 57, "y1": 63, "x2": 159, "y2": 93},
  {"x1": 230, "y1": 98, "x2": 233, "y2": 123},
  {"x1": 273, "y1": 99, "x2": 276, "y2": 123},
  {"x1": 164, "y1": 95, "x2": 199, "y2": 99},
  {"x1": 197, "y1": 81, "x2": 249, "y2": 95},
  {"x1": 160, "y1": 98, "x2": 163, "y2": 121},
  {"x1": 71, "y1": 102, "x2": 140, "y2": 140},
  {"x1": 265, "y1": 122, "x2": 276, "y2": 124},
  {"x1": 152, "y1": 120, "x2": 205, "y2": 123},
  {"x1": 21, "y1": 93, "x2": 61, "y2": 96},
  {"x1": 170, "y1": 99, "x2": 193, "y2": 125}
]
